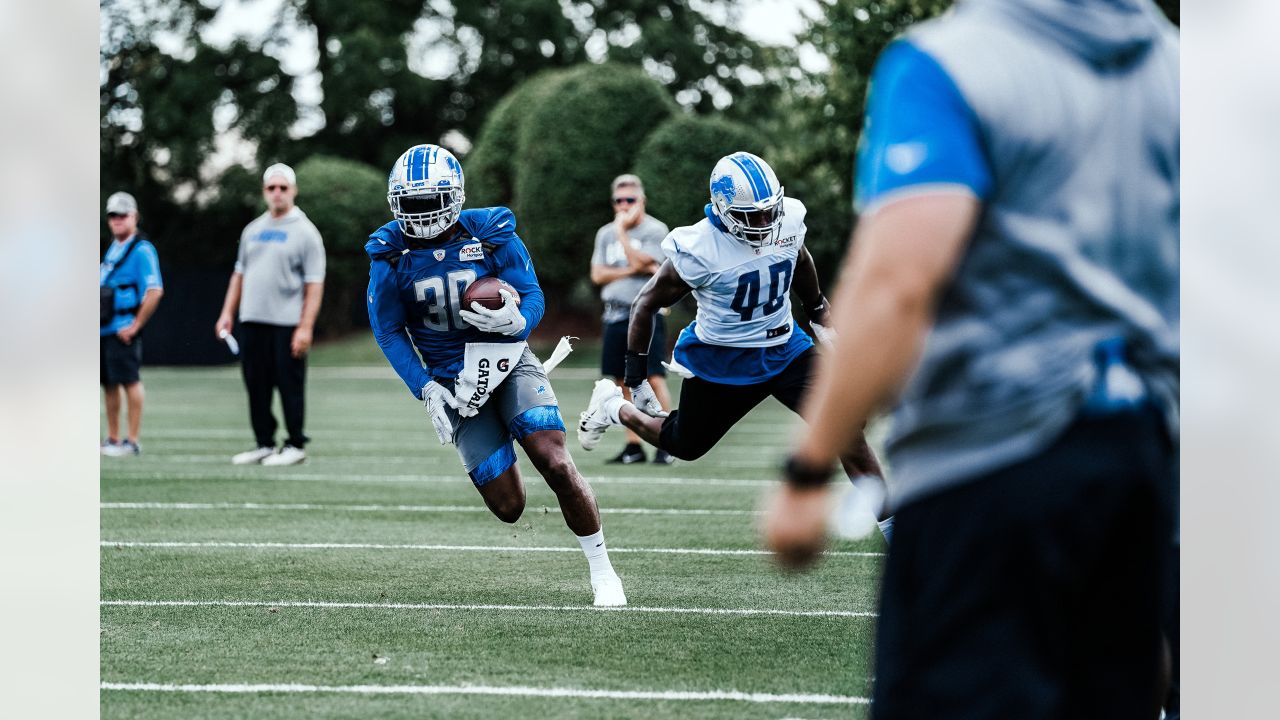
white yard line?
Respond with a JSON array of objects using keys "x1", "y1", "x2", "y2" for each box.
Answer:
[
  {"x1": 100, "y1": 598, "x2": 878, "y2": 619},
  {"x1": 101, "y1": 501, "x2": 761, "y2": 516},
  {"x1": 99, "y1": 680, "x2": 869, "y2": 705},
  {"x1": 102, "y1": 472, "x2": 777, "y2": 487},
  {"x1": 101, "y1": 540, "x2": 884, "y2": 558}
]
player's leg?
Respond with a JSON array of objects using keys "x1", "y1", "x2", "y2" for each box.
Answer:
[
  {"x1": 502, "y1": 350, "x2": 625, "y2": 606},
  {"x1": 653, "y1": 375, "x2": 769, "y2": 460},
  {"x1": 453, "y1": 403, "x2": 526, "y2": 523}
]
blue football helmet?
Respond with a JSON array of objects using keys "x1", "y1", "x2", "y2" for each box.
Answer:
[
  {"x1": 709, "y1": 151, "x2": 784, "y2": 247},
  {"x1": 387, "y1": 144, "x2": 465, "y2": 239}
]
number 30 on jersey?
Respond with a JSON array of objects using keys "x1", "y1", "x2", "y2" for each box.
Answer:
[{"x1": 414, "y1": 270, "x2": 477, "y2": 331}]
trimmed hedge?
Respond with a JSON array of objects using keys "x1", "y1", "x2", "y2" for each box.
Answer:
[
  {"x1": 632, "y1": 114, "x2": 764, "y2": 231},
  {"x1": 293, "y1": 155, "x2": 388, "y2": 335},
  {"x1": 464, "y1": 64, "x2": 676, "y2": 303}
]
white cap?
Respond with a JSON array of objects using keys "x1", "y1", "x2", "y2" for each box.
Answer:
[
  {"x1": 105, "y1": 191, "x2": 138, "y2": 215},
  {"x1": 262, "y1": 163, "x2": 297, "y2": 186}
]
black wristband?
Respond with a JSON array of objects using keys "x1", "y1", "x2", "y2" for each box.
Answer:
[
  {"x1": 782, "y1": 455, "x2": 834, "y2": 488},
  {"x1": 624, "y1": 351, "x2": 648, "y2": 388},
  {"x1": 805, "y1": 299, "x2": 828, "y2": 321}
]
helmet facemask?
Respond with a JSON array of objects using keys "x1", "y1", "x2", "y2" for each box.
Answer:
[
  {"x1": 714, "y1": 189, "x2": 785, "y2": 248},
  {"x1": 389, "y1": 185, "x2": 465, "y2": 240}
]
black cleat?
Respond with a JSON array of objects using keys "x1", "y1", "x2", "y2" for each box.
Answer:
[
  {"x1": 651, "y1": 449, "x2": 676, "y2": 465},
  {"x1": 607, "y1": 443, "x2": 647, "y2": 465}
]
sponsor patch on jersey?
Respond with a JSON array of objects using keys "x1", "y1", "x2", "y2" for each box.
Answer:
[
  {"x1": 433, "y1": 249, "x2": 446, "y2": 261},
  {"x1": 766, "y1": 323, "x2": 791, "y2": 339},
  {"x1": 459, "y1": 243, "x2": 484, "y2": 262}
]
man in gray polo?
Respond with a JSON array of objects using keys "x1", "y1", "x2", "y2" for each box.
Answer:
[
  {"x1": 215, "y1": 163, "x2": 326, "y2": 466},
  {"x1": 590, "y1": 174, "x2": 673, "y2": 465}
]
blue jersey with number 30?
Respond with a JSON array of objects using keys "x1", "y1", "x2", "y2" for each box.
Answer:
[
  {"x1": 661, "y1": 196, "x2": 813, "y2": 385},
  {"x1": 365, "y1": 207, "x2": 545, "y2": 398}
]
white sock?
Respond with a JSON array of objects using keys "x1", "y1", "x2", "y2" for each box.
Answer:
[
  {"x1": 602, "y1": 396, "x2": 628, "y2": 425},
  {"x1": 576, "y1": 529, "x2": 617, "y2": 583},
  {"x1": 877, "y1": 516, "x2": 895, "y2": 544}
]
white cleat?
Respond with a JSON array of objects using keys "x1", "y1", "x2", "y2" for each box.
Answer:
[
  {"x1": 232, "y1": 446, "x2": 276, "y2": 465},
  {"x1": 262, "y1": 445, "x2": 307, "y2": 466},
  {"x1": 578, "y1": 379, "x2": 623, "y2": 451},
  {"x1": 591, "y1": 573, "x2": 627, "y2": 607}
]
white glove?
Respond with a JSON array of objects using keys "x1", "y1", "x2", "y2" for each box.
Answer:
[
  {"x1": 422, "y1": 381, "x2": 466, "y2": 445},
  {"x1": 459, "y1": 289, "x2": 527, "y2": 336},
  {"x1": 629, "y1": 379, "x2": 668, "y2": 418},
  {"x1": 811, "y1": 322, "x2": 837, "y2": 348}
]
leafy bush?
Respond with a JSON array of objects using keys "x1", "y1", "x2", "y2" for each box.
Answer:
[
  {"x1": 633, "y1": 114, "x2": 763, "y2": 230},
  {"x1": 293, "y1": 155, "x2": 389, "y2": 335},
  {"x1": 466, "y1": 64, "x2": 676, "y2": 306}
]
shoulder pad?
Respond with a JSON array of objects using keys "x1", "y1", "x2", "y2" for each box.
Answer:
[{"x1": 459, "y1": 207, "x2": 518, "y2": 246}]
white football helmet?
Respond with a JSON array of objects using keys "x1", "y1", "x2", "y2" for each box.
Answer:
[
  {"x1": 709, "y1": 151, "x2": 784, "y2": 247},
  {"x1": 387, "y1": 144, "x2": 465, "y2": 239}
]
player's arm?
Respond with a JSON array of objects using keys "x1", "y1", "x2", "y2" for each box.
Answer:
[
  {"x1": 627, "y1": 260, "x2": 690, "y2": 356},
  {"x1": 792, "y1": 247, "x2": 830, "y2": 326},
  {"x1": 493, "y1": 238, "x2": 545, "y2": 340},
  {"x1": 367, "y1": 260, "x2": 431, "y2": 398}
]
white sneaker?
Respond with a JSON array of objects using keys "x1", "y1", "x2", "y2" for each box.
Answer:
[
  {"x1": 578, "y1": 379, "x2": 623, "y2": 451},
  {"x1": 102, "y1": 439, "x2": 140, "y2": 457},
  {"x1": 262, "y1": 445, "x2": 306, "y2": 466},
  {"x1": 232, "y1": 446, "x2": 276, "y2": 465},
  {"x1": 591, "y1": 573, "x2": 627, "y2": 607}
]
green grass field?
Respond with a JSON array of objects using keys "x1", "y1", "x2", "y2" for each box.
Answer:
[{"x1": 101, "y1": 333, "x2": 886, "y2": 719}]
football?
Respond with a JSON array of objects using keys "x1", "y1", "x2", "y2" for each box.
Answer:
[{"x1": 462, "y1": 276, "x2": 520, "y2": 311}]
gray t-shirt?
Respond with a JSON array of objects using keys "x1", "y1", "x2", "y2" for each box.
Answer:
[
  {"x1": 590, "y1": 214, "x2": 668, "y2": 323},
  {"x1": 235, "y1": 207, "x2": 326, "y2": 326}
]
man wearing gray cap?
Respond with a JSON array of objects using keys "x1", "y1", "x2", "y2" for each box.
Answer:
[
  {"x1": 100, "y1": 191, "x2": 164, "y2": 456},
  {"x1": 215, "y1": 163, "x2": 326, "y2": 466}
]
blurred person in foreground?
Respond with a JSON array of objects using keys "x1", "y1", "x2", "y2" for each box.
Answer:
[
  {"x1": 215, "y1": 163, "x2": 326, "y2": 466},
  {"x1": 589, "y1": 174, "x2": 674, "y2": 464},
  {"x1": 365, "y1": 143, "x2": 626, "y2": 606},
  {"x1": 764, "y1": 1, "x2": 1179, "y2": 717},
  {"x1": 100, "y1": 192, "x2": 163, "y2": 456}
]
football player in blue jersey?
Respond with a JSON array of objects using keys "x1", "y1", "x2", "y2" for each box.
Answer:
[
  {"x1": 366, "y1": 143, "x2": 625, "y2": 606},
  {"x1": 577, "y1": 152, "x2": 891, "y2": 539}
]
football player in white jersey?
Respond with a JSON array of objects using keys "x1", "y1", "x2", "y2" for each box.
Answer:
[{"x1": 578, "y1": 152, "x2": 891, "y2": 539}]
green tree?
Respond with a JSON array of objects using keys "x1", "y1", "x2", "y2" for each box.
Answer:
[
  {"x1": 293, "y1": 155, "x2": 389, "y2": 335},
  {"x1": 633, "y1": 115, "x2": 762, "y2": 229}
]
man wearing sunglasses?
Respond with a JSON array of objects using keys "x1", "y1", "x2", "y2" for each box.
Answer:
[
  {"x1": 100, "y1": 191, "x2": 164, "y2": 456},
  {"x1": 215, "y1": 163, "x2": 327, "y2": 466},
  {"x1": 588, "y1": 174, "x2": 674, "y2": 465}
]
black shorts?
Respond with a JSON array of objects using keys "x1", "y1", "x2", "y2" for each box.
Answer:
[
  {"x1": 600, "y1": 315, "x2": 667, "y2": 379},
  {"x1": 657, "y1": 347, "x2": 813, "y2": 461},
  {"x1": 101, "y1": 334, "x2": 143, "y2": 386},
  {"x1": 872, "y1": 408, "x2": 1176, "y2": 720}
]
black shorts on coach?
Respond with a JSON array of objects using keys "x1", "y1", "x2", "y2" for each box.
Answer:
[
  {"x1": 100, "y1": 334, "x2": 142, "y2": 386},
  {"x1": 600, "y1": 315, "x2": 667, "y2": 379}
]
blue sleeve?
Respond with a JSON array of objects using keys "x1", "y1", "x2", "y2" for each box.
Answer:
[
  {"x1": 134, "y1": 242, "x2": 163, "y2": 289},
  {"x1": 854, "y1": 40, "x2": 993, "y2": 213},
  {"x1": 367, "y1": 260, "x2": 430, "y2": 399},
  {"x1": 495, "y1": 237, "x2": 544, "y2": 341}
]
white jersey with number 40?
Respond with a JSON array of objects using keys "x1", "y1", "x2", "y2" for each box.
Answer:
[{"x1": 660, "y1": 197, "x2": 807, "y2": 348}]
